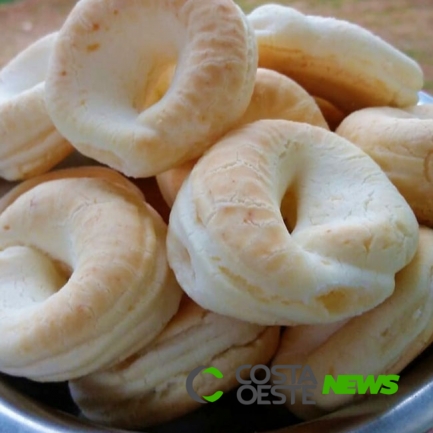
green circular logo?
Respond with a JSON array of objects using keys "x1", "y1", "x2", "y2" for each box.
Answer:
[{"x1": 186, "y1": 366, "x2": 224, "y2": 403}]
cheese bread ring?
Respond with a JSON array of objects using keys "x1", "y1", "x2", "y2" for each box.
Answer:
[
  {"x1": 167, "y1": 119, "x2": 419, "y2": 325},
  {"x1": 336, "y1": 104, "x2": 433, "y2": 226},
  {"x1": 247, "y1": 4, "x2": 423, "y2": 113},
  {"x1": 156, "y1": 68, "x2": 329, "y2": 207},
  {"x1": 45, "y1": 0, "x2": 257, "y2": 177},
  {"x1": 272, "y1": 226, "x2": 433, "y2": 419},
  {"x1": 69, "y1": 296, "x2": 280, "y2": 429},
  {"x1": 0, "y1": 32, "x2": 73, "y2": 180},
  {"x1": 0, "y1": 170, "x2": 183, "y2": 381}
]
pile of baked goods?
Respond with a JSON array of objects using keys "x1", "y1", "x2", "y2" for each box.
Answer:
[{"x1": 0, "y1": 0, "x2": 432, "y2": 429}]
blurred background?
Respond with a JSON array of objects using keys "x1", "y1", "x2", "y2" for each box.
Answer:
[{"x1": 0, "y1": 0, "x2": 432, "y2": 92}]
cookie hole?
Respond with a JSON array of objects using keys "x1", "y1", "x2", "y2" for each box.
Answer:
[
  {"x1": 0, "y1": 246, "x2": 71, "y2": 309},
  {"x1": 133, "y1": 63, "x2": 176, "y2": 112},
  {"x1": 280, "y1": 187, "x2": 298, "y2": 234}
]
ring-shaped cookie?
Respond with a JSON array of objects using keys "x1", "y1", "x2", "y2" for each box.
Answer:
[
  {"x1": 247, "y1": 4, "x2": 423, "y2": 112},
  {"x1": 167, "y1": 119, "x2": 419, "y2": 325},
  {"x1": 0, "y1": 169, "x2": 182, "y2": 381},
  {"x1": 0, "y1": 32, "x2": 73, "y2": 180},
  {"x1": 336, "y1": 104, "x2": 433, "y2": 226},
  {"x1": 45, "y1": 0, "x2": 257, "y2": 177},
  {"x1": 272, "y1": 226, "x2": 433, "y2": 419}
]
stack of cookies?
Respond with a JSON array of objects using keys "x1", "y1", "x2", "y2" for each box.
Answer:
[{"x1": 0, "y1": 0, "x2": 431, "y2": 429}]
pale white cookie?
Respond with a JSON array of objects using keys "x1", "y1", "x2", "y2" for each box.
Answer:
[
  {"x1": 337, "y1": 104, "x2": 433, "y2": 226},
  {"x1": 0, "y1": 32, "x2": 73, "y2": 180},
  {"x1": 167, "y1": 119, "x2": 419, "y2": 325},
  {"x1": 45, "y1": 0, "x2": 257, "y2": 177},
  {"x1": 248, "y1": 4, "x2": 423, "y2": 112},
  {"x1": 0, "y1": 168, "x2": 183, "y2": 381},
  {"x1": 272, "y1": 226, "x2": 433, "y2": 419}
]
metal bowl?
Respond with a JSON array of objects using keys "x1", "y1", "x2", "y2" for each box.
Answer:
[{"x1": 0, "y1": 92, "x2": 432, "y2": 433}]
